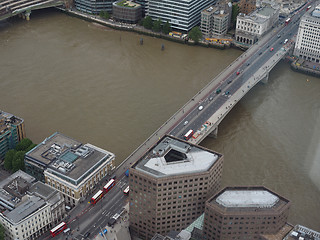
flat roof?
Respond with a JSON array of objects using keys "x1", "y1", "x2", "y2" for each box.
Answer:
[
  {"x1": 133, "y1": 135, "x2": 222, "y2": 178},
  {"x1": 3, "y1": 196, "x2": 46, "y2": 223},
  {"x1": 26, "y1": 132, "x2": 115, "y2": 183},
  {"x1": 216, "y1": 190, "x2": 279, "y2": 208},
  {"x1": 286, "y1": 225, "x2": 320, "y2": 240},
  {"x1": 0, "y1": 110, "x2": 23, "y2": 134}
]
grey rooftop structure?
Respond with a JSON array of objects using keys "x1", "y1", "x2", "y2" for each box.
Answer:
[
  {"x1": 239, "y1": 6, "x2": 278, "y2": 24},
  {"x1": 26, "y1": 132, "x2": 115, "y2": 185},
  {"x1": 133, "y1": 135, "x2": 222, "y2": 178}
]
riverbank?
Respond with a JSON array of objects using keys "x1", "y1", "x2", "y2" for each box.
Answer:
[
  {"x1": 291, "y1": 58, "x2": 320, "y2": 77},
  {"x1": 55, "y1": 7, "x2": 231, "y2": 50}
]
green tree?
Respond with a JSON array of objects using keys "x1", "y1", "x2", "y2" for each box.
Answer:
[
  {"x1": 99, "y1": 11, "x2": 104, "y2": 18},
  {"x1": 143, "y1": 16, "x2": 153, "y2": 30},
  {"x1": 152, "y1": 18, "x2": 162, "y2": 32},
  {"x1": 104, "y1": 11, "x2": 110, "y2": 19},
  {"x1": 162, "y1": 21, "x2": 171, "y2": 34},
  {"x1": 26, "y1": 143, "x2": 37, "y2": 153},
  {"x1": 0, "y1": 223, "x2": 4, "y2": 240},
  {"x1": 138, "y1": 18, "x2": 144, "y2": 26},
  {"x1": 188, "y1": 26, "x2": 202, "y2": 43},
  {"x1": 16, "y1": 138, "x2": 32, "y2": 151},
  {"x1": 12, "y1": 151, "x2": 25, "y2": 172},
  {"x1": 231, "y1": 4, "x2": 239, "y2": 28},
  {"x1": 4, "y1": 149, "x2": 15, "y2": 171}
]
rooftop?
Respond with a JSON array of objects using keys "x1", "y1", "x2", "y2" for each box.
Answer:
[
  {"x1": 0, "y1": 110, "x2": 23, "y2": 135},
  {"x1": 208, "y1": 186, "x2": 290, "y2": 212},
  {"x1": 132, "y1": 135, "x2": 222, "y2": 178},
  {"x1": 26, "y1": 132, "x2": 115, "y2": 184},
  {"x1": 285, "y1": 225, "x2": 320, "y2": 240},
  {"x1": 238, "y1": 6, "x2": 277, "y2": 23},
  {"x1": 115, "y1": 0, "x2": 140, "y2": 8}
]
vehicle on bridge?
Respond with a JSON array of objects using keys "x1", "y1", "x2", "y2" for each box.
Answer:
[
  {"x1": 104, "y1": 179, "x2": 115, "y2": 193},
  {"x1": 50, "y1": 222, "x2": 67, "y2": 237},
  {"x1": 125, "y1": 169, "x2": 129, "y2": 177},
  {"x1": 124, "y1": 185, "x2": 130, "y2": 195},
  {"x1": 285, "y1": 17, "x2": 291, "y2": 25},
  {"x1": 236, "y1": 71, "x2": 240, "y2": 75},
  {"x1": 216, "y1": 89, "x2": 221, "y2": 94},
  {"x1": 91, "y1": 190, "x2": 104, "y2": 204},
  {"x1": 307, "y1": 5, "x2": 311, "y2": 11},
  {"x1": 283, "y1": 39, "x2": 288, "y2": 44},
  {"x1": 198, "y1": 106, "x2": 203, "y2": 111},
  {"x1": 184, "y1": 130, "x2": 194, "y2": 140},
  {"x1": 270, "y1": 47, "x2": 274, "y2": 51}
]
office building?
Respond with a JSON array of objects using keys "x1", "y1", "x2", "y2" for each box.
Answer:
[
  {"x1": 284, "y1": 225, "x2": 320, "y2": 240},
  {"x1": 24, "y1": 132, "x2": 115, "y2": 207},
  {"x1": 0, "y1": 110, "x2": 26, "y2": 161},
  {"x1": 113, "y1": 0, "x2": 142, "y2": 23},
  {"x1": 238, "y1": 0, "x2": 256, "y2": 15},
  {"x1": 236, "y1": 5, "x2": 279, "y2": 44},
  {"x1": 201, "y1": 3, "x2": 231, "y2": 38},
  {"x1": 75, "y1": 0, "x2": 116, "y2": 14},
  {"x1": 0, "y1": 170, "x2": 65, "y2": 240},
  {"x1": 129, "y1": 135, "x2": 224, "y2": 240},
  {"x1": 294, "y1": 4, "x2": 320, "y2": 63},
  {"x1": 203, "y1": 186, "x2": 291, "y2": 240},
  {"x1": 146, "y1": 0, "x2": 216, "y2": 32}
]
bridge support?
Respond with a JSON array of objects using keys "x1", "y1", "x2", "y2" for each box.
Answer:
[
  {"x1": 208, "y1": 126, "x2": 218, "y2": 138},
  {"x1": 25, "y1": 10, "x2": 31, "y2": 21},
  {"x1": 261, "y1": 72, "x2": 269, "y2": 84}
]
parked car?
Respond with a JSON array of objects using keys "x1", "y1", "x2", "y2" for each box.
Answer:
[{"x1": 198, "y1": 106, "x2": 203, "y2": 111}]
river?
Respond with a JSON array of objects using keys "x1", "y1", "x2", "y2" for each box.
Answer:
[{"x1": 0, "y1": 9, "x2": 319, "y2": 231}]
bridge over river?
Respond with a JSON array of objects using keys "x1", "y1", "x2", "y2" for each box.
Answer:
[
  {"x1": 117, "y1": 2, "x2": 311, "y2": 173},
  {"x1": 0, "y1": 0, "x2": 64, "y2": 21}
]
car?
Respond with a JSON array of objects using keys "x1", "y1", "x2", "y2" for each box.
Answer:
[
  {"x1": 183, "y1": 121, "x2": 188, "y2": 126},
  {"x1": 236, "y1": 71, "x2": 240, "y2": 75},
  {"x1": 259, "y1": 52, "x2": 262, "y2": 55},
  {"x1": 198, "y1": 106, "x2": 203, "y2": 111},
  {"x1": 270, "y1": 47, "x2": 274, "y2": 51},
  {"x1": 84, "y1": 232, "x2": 91, "y2": 238},
  {"x1": 225, "y1": 91, "x2": 230, "y2": 95},
  {"x1": 247, "y1": 62, "x2": 250, "y2": 66},
  {"x1": 209, "y1": 97, "x2": 213, "y2": 101},
  {"x1": 277, "y1": 34, "x2": 281, "y2": 38},
  {"x1": 100, "y1": 229, "x2": 108, "y2": 236},
  {"x1": 227, "y1": 80, "x2": 232, "y2": 84},
  {"x1": 216, "y1": 89, "x2": 221, "y2": 94}
]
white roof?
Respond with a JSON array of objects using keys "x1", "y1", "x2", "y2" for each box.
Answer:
[
  {"x1": 216, "y1": 190, "x2": 279, "y2": 208},
  {"x1": 144, "y1": 151, "x2": 218, "y2": 176}
]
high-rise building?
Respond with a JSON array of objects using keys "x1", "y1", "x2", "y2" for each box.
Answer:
[
  {"x1": 0, "y1": 170, "x2": 65, "y2": 240},
  {"x1": 24, "y1": 132, "x2": 115, "y2": 207},
  {"x1": 146, "y1": 0, "x2": 216, "y2": 32},
  {"x1": 74, "y1": 0, "x2": 116, "y2": 14},
  {"x1": 293, "y1": 4, "x2": 320, "y2": 63},
  {"x1": 129, "y1": 135, "x2": 224, "y2": 240},
  {"x1": 0, "y1": 110, "x2": 26, "y2": 161},
  {"x1": 203, "y1": 186, "x2": 291, "y2": 240}
]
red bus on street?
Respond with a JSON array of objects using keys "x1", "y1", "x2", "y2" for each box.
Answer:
[
  {"x1": 50, "y1": 222, "x2": 67, "y2": 237},
  {"x1": 103, "y1": 179, "x2": 115, "y2": 193},
  {"x1": 184, "y1": 130, "x2": 194, "y2": 141},
  {"x1": 91, "y1": 190, "x2": 104, "y2": 204},
  {"x1": 285, "y1": 18, "x2": 291, "y2": 25},
  {"x1": 123, "y1": 186, "x2": 130, "y2": 195},
  {"x1": 307, "y1": 5, "x2": 311, "y2": 11}
]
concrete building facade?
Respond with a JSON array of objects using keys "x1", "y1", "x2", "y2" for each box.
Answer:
[
  {"x1": 129, "y1": 135, "x2": 224, "y2": 240},
  {"x1": 146, "y1": 0, "x2": 216, "y2": 32},
  {"x1": 0, "y1": 170, "x2": 65, "y2": 240},
  {"x1": 238, "y1": 0, "x2": 257, "y2": 15},
  {"x1": 112, "y1": 0, "x2": 142, "y2": 23},
  {"x1": 294, "y1": 4, "x2": 320, "y2": 63},
  {"x1": 203, "y1": 186, "x2": 291, "y2": 240},
  {"x1": 74, "y1": 0, "x2": 116, "y2": 14},
  {"x1": 24, "y1": 132, "x2": 115, "y2": 207},
  {"x1": 0, "y1": 110, "x2": 26, "y2": 161},
  {"x1": 236, "y1": 5, "x2": 279, "y2": 44}
]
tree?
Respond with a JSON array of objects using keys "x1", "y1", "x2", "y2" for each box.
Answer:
[
  {"x1": 12, "y1": 151, "x2": 25, "y2": 172},
  {"x1": 143, "y1": 16, "x2": 153, "y2": 30},
  {"x1": 4, "y1": 149, "x2": 15, "y2": 171},
  {"x1": 152, "y1": 19, "x2": 162, "y2": 32},
  {"x1": 162, "y1": 21, "x2": 171, "y2": 35},
  {"x1": 189, "y1": 26, "x2": 202, "y2": 43},
  {"x1": 231, "y1": 4, "x2": 239, "y2": 28},
  {"x1": 16, "y1": 138, "x2": 32, "y2": 151},
  {"x1": 0, "y1": 223, "x2": 4, "y2": 240},
  {"x1": 26, "y1": 143, "x2": 37, "y2": 153}
]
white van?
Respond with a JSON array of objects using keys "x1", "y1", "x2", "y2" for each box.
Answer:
[
  {"x1": 63, "y1": 228, "x2": 71, "y2": 234},
  {"x1": 284, "y1": 39, "x2": 288, "y2": 44}
]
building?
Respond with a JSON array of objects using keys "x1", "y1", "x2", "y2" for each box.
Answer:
[
  {"x1": 238, "y1": 0, "x2": 256, "y2": 15},
  {"x1": 129, "y1": 135, "x2": 224, "y2": 240},
  {"x1": 201, "y1": 3, "x2": 231, "y2": 38},
  {"x1": 24, "y1": 132, "x2": 115, "y2": 207},
  {"x1": 293, "y1": 4, "x2": 320, "y2": 63},
  {"x1": 74, "y1": 0, "x2": 116, "y2": 14},
  {"x1": 284, "y1": 225, "x2": 320, "y2": 240},
  {"x1": 0, "y1": 110, "x2": 26, "y2": 161},
  {"x1": 0, "y1": 170, "x2": 65, "y2": 240},
  {"x1": 236, "y1": 5, "x2": 279, "y2": 44},
  {"x1": 146, "y1": 0, "x2": 216, "y2": 32},
  {"x1": 203, "y1": 186, "x2": 291, "y2": 240},
  {"x1": 112, "y1": 0, "x2": 142, "y2": 23}
]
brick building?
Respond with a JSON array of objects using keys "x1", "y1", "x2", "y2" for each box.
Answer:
[{"x1": 129, "y1": 135, "x2": 224, "y2": 240}]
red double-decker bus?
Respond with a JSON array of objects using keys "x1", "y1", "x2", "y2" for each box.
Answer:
[
  {"x1": 50, "y1": 222, "x2": 67, "y2": 237},
  {"x1": 103, "y1": 179, "x2": 115, "y2": 193},
  {"x1": 285, "y1": 18, "x2": 291, "y2": 25},
  {"x1": 90, "y1": 190, "x2": 104, "y2": 204},
  {"x1": 123, "y1": 186, "x2": 130, "y2": 195},
  {"x1": 184, "y1": 130, "x2": 194, "y2": 141}
]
